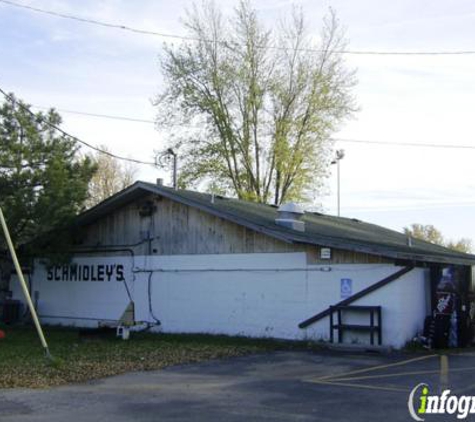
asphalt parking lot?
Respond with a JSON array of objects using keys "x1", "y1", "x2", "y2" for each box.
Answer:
[{"x1": 2, "y1": 349, "x2": 475, "y2": 421}]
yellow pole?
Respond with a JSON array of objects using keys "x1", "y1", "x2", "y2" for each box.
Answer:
[{"x1": 0, "y1": 207, "x2": 51, "y2": 358}]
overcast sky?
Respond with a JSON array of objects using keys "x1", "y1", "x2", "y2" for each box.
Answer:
[{"x1": 1, "y1": 0, "x2": 475, "y2": 246}]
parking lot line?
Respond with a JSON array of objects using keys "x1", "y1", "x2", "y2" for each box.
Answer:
[
  {"x1": 332, "y1": 369, "x2": 441, "y2": 382},
  {"x1": 448, "y1": 352, "x2": 475, "y2": 357},
  {"x1": 440, "y1": 354, "x2": 449, "y2": 391},
  {"x1": 315, "y1": 354, "x2": 438, "y2": 382},
  {"x1": 307, "y1": 379, "x2": 408, "y2": 393},
  {"x1": 326, "y1": 365, "x2": 475, "y2": 382},
  {"x1": 305, "y1": 353, "x2": 475, "y2": 395}
]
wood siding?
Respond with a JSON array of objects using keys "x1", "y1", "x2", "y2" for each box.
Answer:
[{"x1": 74, "y1": 193, "x2": 391, "y2": 264}]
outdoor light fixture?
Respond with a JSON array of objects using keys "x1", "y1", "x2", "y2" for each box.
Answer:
[
  {"x1": 331, "y1": 149, "x2": 345, "y2": 217},
  {"x1": 157, "y1": 148, "x2": 178, "y2": 190}
]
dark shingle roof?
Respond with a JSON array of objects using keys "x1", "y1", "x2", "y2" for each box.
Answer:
[{"x1": 77, "y1": 181, "x2": 475, "y2": 266}]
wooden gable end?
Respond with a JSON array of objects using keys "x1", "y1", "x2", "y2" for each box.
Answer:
[{"x1": 75, "y1": 193, "x2": 391, "y2": 264}]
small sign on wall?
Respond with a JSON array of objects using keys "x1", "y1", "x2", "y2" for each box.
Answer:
[
  {"x1": 320, "y1": 248, "x2": 332, "y2": 259},
  {"x1": 340, "y1": 278, "x2": 352, "y2": 298}
]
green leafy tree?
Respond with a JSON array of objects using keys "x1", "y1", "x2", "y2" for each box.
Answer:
[
  {"x1": 445, "y1": 238, "x2": 472, "y2": 254},
  {"x1": 155, "y1": 0, "x2": 356, "y2": 204},
  {"x1": 0, "y1": 95, "x2": 96, "y2": 256},
  {"x1": 403, "y1": 224, "x2": 445, "y2": 245},
  {"x1": 404, "y1": 224, "x2": 472, "y2": 253}
]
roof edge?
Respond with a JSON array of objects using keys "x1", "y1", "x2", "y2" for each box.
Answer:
[{"x1": 74, "y1": 182, "x2": 475, "y2": 266}]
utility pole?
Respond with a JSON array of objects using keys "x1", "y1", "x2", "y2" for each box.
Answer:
[
  {"x1": 166, "y1": 148, "x2": 177, "y2": 190},
  {"x1": 157, "y1": 148, "x2": 178, "y2": 190},
  {"x1": 331, "y1": 149, "x2": 345, "y2": 217}
]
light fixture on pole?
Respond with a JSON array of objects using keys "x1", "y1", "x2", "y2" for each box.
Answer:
[
  {"x1": 157, "y1": 148, "x2": 178, "y2": 190},
  {"x1": 331, "y1": 149, "x2": 345, "y2": 217},
  {"x1": 166, "y1": 148, "x2": 178, "y2": 190}
]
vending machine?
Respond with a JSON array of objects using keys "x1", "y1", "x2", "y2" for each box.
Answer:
[{"x1": 429, "y1": 265, "x2": 473, "y2": 348}]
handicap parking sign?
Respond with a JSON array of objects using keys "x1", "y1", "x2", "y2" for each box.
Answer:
[{"x1": 340, "y1": 278, "x2": 352, "y2": 298}]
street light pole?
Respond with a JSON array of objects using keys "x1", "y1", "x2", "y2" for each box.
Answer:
[
  {"x1": 337, "y1": 158, "x2": 341, "y2": 216},
  {"x1": 331, "y1": 149, "x2": 345, "y2": 217},
  {"x1": 166, "y1": 148, "x2": 177, "y2": 190}
]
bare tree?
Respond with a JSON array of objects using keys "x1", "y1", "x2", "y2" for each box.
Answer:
[
  {"x1": 86, "y1": 146, "x2": 137, "y2": 208},
  {"x1": 155, "y1": 1, "x2": 357, "y2": 204}
]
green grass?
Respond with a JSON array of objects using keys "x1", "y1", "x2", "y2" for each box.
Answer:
[{"x1": 0, "y1": 324, "x2": 307, "y2": 388}]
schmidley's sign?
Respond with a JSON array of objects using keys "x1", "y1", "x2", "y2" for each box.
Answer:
[{"x1": 47, "y1": 263, "x2": 126, "y2": 282}]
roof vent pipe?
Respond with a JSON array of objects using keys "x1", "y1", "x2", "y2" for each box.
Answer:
[
  {"x1": 275, "y1": 203, "x2": 305, "y2": 232},
  {"x1": 156, "y1": 178, "x2": 163, "y2": 186}
]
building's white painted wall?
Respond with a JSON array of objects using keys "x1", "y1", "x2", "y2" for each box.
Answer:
[
  {"x1": 11, "y1": 257, "x2": 133, "y2": 327},
  {"x1": 10, "y1": 252, "x2": 430, "y2": 348}
]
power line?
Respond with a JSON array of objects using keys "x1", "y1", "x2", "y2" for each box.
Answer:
[
  {"x1": 0, "y1": 87, "x2": 157, "y2": 166},
  {"x1": 333, "y1": 138, "x2": 475, "y2": 150},
  {"x1": 343, "y1": 200, "x2": 475, "y2": 213},
  {"x1": 24, "y1": 103, "x2": 475, "y2": 151},
  {"x1": 2, "y1": 0, "x2": 475, "y2": 57},
  {"x1": 0, "y1": 0, "x2": 193, "y2": 41},
  {"x1": 31, "y1": 105, "x2": 155, "y2": 124},
  {"x1": 0, "y1": 0, "x2": 199, "y2": 41}
]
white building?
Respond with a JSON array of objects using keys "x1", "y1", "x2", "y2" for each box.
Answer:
[{"x1": 10, "y1": 181, "x2": 475, "y2": 348}]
